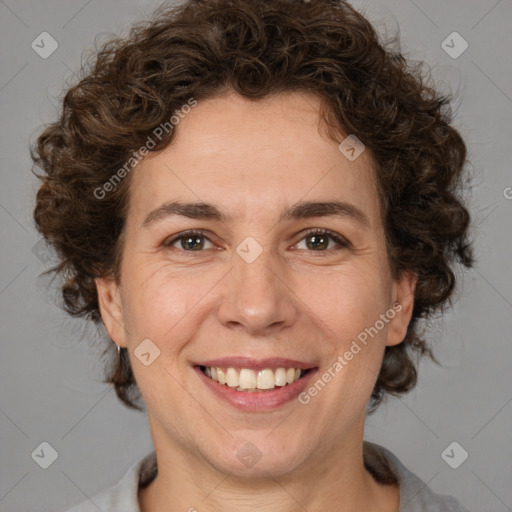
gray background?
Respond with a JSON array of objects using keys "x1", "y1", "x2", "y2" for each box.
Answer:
[{"x1": 0, "y1": 0, "x2": 511, "y2": 510}]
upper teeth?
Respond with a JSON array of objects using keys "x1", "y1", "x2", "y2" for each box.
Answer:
[{"x1": 203, "y1": 366, "x2": 304, "y2": 390}]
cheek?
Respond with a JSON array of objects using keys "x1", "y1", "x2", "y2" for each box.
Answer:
[
  {"x1": 298, "y1": 264, "x2": 391, "y2": 346},
  {"x1": 301, "y1": 271, "x2": 391, "y2": 418},
  {"x1": 120, "y1": 261, "x2": 221, "y2": 346}
]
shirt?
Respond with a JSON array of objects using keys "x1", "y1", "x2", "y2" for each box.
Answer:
[{"x1": 64, "y1": 441, "x2": 471, "y2": 511}]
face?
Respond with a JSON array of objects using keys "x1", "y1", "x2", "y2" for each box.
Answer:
[{"x1": 97, "y1": 91, "x2": 416, "y2": 478}]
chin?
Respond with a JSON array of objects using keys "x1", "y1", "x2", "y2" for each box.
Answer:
[{"x1": 206, "y1": 436, "x2": 309, "y2": 479}]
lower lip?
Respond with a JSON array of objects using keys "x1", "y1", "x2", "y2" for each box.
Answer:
[{"x1": 194, "y1": 366, "x2": 318, "y2": 411}]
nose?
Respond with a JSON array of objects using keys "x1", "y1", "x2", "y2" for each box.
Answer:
[{"x1": 217, "y1": 245, "x2": 298, "y2": 335}]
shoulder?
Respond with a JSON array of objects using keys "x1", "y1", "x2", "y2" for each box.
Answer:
[
  {"x1": 363, "y1": 441, "x2": 471, "y2": 512},
  {"x1": 63, "y1": 452, "x2": 157, "y2": 512}
]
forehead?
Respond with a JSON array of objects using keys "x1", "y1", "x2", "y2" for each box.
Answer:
[{"x1": 128, "y1": 91, "x2": 381, "y2": 228}]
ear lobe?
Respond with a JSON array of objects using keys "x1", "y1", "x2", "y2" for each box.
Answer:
[
  {"x1": 95, "y1": 277, "x2": 127, "y2": 348},
  {"x1": 386, "y1": 271, "x2": 417, "y2": 347}
]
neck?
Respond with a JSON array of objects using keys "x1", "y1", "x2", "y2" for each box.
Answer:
[{"x1": 138, "y1": 422, "x2": 399, "y2": 512}]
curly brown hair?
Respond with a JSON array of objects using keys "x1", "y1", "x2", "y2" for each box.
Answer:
[{"x1": 32, "y1": 0, "x2": 473, "y2": 412}]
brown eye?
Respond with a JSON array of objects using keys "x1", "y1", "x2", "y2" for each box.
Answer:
[
  {"x1": 296, "y1": 229, "x2": 351, "y2": 252},
  {"x1": 305, "y1": 233, "x2": 330, "y2": 250},
  {"x1": 164, "y1": 230, "x2": 214, "y2": 251},
  {"x1": 180, "y1": 234, "x2": 205, "y2": 250}
]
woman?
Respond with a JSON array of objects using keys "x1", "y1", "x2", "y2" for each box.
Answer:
[{"x1": 32, "y1": 0, "x2": 473, "y2": 510}]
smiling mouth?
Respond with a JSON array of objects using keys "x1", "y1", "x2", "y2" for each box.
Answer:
[{"x1": 198, "y1": 365, "x2": 313, "y2": 392}]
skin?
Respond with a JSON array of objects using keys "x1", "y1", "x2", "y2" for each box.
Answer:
[{"x1": 96, "y1": 91, "x2": 417, "y2": 512}]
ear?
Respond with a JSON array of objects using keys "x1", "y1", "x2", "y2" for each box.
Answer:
[
  {"x1": 386, "y1": 270, "x2": 417, "y2": 347},
  {"x1": 95, "y1": 277, "x2": 127, "y2": 348}
]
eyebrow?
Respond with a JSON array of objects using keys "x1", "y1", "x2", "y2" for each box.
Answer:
[{"x1": 141, "y1": 200, "x2": 370, "y2": 228}]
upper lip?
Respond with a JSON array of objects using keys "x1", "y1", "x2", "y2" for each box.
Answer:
[{"x1": 194, "y1": 357, "x2": 317, "y2": 371}]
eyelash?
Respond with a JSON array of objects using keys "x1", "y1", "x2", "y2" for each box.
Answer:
[{"x1": 163, "y1": 228, "x2": 351, "y2": 253}]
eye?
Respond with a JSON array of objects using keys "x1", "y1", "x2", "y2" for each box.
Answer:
[
  {"x1": 295, "y1": 228, "x2": 351, "y2": 252},
  {"x1": 162, "y1": 228, "x2": 351, "y2": 254},
  {"x1": 163, "y1": 230, "x2": 215, "y2": 251}
]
